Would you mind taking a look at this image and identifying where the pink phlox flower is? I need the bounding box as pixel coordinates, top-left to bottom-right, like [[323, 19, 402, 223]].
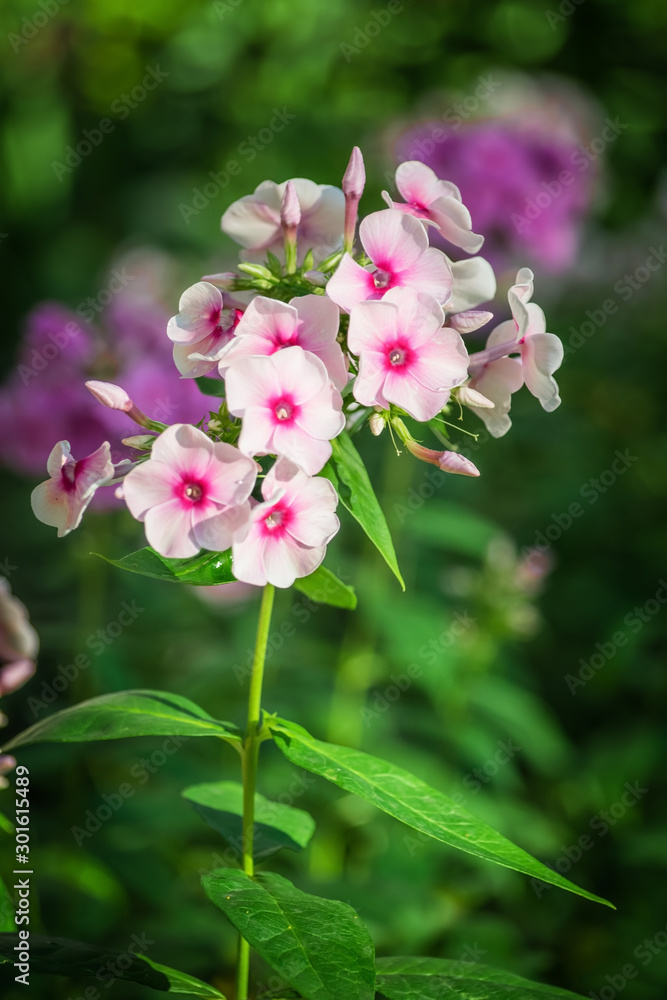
[[122, 424, 257, 560], [383, 161, 484, 254], [476, 268, 563, 413], [167, 282, 243, 378], [326, 209, 453, 313], [31, 441, 115, 537], [225, 346, 345, 476], [347, 288, 469, 421], [446, 256, 497, 314], [217, 294, 347, 390], [232, 457, 339, 588], [467, 348, 524, 438], [221, 178, 345, 264]]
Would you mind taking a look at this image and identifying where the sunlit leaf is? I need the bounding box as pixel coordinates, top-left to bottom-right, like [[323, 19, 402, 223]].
[[2, 690, 240, 751], [182, 781, 315, 858], [294, 565, 357, 609], [95, 547, 235, 586], [202, 869, 375, 1000], [269, 719, 613, 908]]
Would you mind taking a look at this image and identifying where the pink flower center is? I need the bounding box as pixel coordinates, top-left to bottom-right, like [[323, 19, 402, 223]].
[[182, 480, 205, 504], [385, 340, 412, 371], [61, 461, 77, 492], [260, 501, 292, 538], [271, 395, 296, 423], [373, 268, 393, 290]]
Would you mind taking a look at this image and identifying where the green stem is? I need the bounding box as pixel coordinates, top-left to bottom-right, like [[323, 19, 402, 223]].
[[236, 583, 276, 1000]]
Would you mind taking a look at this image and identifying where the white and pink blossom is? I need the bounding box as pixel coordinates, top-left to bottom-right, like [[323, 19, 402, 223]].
[[383, 161, 484, 254], [446, 256, 497, 314], [217, 294, 347, 390], [326, 209, 453, 313], [347, 288, 468, 421], [122, 424, 256, 559], [31, 441, 114, 537], [225, 346, 345, 476], [232, 458, 339, 588], [221, 179, 345, 263], [167, 282, 243, 378]]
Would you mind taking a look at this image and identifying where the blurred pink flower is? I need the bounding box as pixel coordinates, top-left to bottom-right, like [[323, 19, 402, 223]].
[[31, 441, 114, 537]]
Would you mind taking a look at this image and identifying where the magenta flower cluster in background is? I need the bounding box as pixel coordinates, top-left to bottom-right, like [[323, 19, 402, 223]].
[[0, 253, 206, 486], [393, 76, 600, 276]]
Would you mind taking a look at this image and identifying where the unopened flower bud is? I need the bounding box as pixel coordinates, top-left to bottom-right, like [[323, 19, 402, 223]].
[[281, 180, 301, 230], [458, 386, 495, 409], [0, 659, 35, 696], [304, 270, 327, 287], [369, 411, 385, 436], [122, 435, 155, 451], [449, 310, 494, 334], [86, 381, 151, 428], [406, 439, 480, 477], [342, 146, 366, 200]]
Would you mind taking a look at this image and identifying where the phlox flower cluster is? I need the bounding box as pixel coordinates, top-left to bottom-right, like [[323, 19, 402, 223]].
[[31, 149, 564, 589]]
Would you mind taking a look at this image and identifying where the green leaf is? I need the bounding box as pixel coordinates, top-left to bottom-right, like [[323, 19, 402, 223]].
[[95, 547, 235, 586], [182, 781, 315, 859], [0, 810, 12, 835], [0, 933, 225, 996], [269, 720, 613, 909], [2, 690, 240, 752], [294, 566, 357, 609], [323, 433, 404, 589], [375, 957, 586, 999], [202, 869, 375, 1000], [0, 879, 14, 932], [195, 376, 226, 398]]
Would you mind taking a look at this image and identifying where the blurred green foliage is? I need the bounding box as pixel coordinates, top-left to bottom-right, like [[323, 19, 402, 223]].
[[1, 0, 666, 998]]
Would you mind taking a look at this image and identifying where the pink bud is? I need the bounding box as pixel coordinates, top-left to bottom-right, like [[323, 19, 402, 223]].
[[342, 147, 366, 200], [0, 659, 36, 696], [86, 380, 133, 412], [281, 181, 301, 230], [406, 440, 480, 477], [458, 386, 494, 409], [85, 380, 150, 428], [0, 755, 17, 777], [369, 412, 385, 436]]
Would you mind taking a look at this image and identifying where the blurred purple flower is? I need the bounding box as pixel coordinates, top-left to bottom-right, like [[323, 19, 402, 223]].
[[394, 80, 599, 276], [0, 253, 208, 499]]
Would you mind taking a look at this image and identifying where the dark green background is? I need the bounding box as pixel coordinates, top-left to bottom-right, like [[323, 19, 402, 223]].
[[0, 0, 665, 998]]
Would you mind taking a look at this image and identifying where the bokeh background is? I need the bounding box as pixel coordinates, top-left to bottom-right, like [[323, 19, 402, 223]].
[[1, 0, 666, 997]]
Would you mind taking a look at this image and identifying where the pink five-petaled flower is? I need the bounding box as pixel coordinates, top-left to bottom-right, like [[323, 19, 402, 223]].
[[382, 161, 484, 254], [347, 288, 469, 421], [31, 441, 114, 537], [468, 267, 563, 416], [217, 294, 347, 390], [167, 282, 242, 378], [122, 424, 257, 560], [232, 458, 339, 588], [221, 178, 345, 264], [225, 346, 345, 476], [326, 209, 453, 313]]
